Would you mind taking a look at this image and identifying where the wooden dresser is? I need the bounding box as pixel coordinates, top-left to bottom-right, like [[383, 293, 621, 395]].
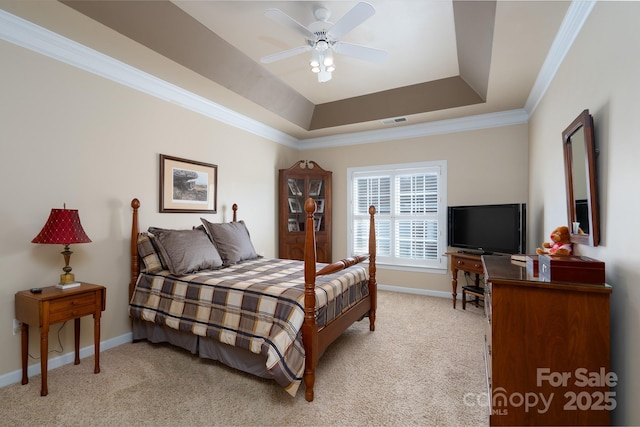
[[482, 255, 613, 426]]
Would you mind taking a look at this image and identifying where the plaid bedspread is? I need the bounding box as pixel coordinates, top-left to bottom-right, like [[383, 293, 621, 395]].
[[129, 257, 369, 396]]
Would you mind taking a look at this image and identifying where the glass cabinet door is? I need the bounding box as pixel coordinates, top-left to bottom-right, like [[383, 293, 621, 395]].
[[287, 178, 305, 232], [308, 179, 325, 232]]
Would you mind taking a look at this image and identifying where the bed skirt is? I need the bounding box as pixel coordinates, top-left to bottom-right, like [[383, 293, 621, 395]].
[[132, 318, 271, 379]]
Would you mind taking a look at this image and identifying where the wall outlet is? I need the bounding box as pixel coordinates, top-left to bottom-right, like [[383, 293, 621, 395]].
[[12, 319, 21, 336]]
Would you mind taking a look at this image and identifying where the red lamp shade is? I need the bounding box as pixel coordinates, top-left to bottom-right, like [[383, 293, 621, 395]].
[[32, 208, 91, 245], [32, 207, 91, 288]]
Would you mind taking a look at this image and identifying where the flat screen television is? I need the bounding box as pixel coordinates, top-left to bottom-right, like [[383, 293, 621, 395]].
[[448, 203, 526, 254]]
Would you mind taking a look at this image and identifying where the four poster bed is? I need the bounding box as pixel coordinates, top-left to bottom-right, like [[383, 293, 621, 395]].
[[128, 197, 377, 401]]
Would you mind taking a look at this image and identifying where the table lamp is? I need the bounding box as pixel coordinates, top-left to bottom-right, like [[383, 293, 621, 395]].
[[31, 205, 91, 289]]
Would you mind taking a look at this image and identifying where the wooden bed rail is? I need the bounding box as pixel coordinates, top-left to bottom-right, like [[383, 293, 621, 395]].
[[316, 255, 369, 276]]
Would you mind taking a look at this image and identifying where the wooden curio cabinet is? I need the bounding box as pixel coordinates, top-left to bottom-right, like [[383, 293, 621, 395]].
[[279, 161, 332, 263]]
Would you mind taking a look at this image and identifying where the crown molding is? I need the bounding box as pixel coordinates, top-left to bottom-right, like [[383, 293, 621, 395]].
[[524, 1, 596, 114], [298, 109, 529, 150], [1, 2, 590, 149]]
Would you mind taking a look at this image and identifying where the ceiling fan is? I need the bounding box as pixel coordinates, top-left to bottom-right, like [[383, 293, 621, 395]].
[[260, 2, 388, 83]]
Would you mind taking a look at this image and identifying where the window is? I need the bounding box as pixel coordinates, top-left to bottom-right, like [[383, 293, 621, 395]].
[[348, 161, 447, 271]]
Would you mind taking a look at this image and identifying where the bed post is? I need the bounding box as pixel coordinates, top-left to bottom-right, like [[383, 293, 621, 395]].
[[130, 198, 140, 301], [232, 203, 238, 222], [368, 205, 377, 331], [302, 197, 318, 402]]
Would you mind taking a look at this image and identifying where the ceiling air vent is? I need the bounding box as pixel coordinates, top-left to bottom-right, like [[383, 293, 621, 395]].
[[381, 117, 408, 125]]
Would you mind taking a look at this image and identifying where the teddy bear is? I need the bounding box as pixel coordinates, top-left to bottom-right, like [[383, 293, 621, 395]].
[[536, 225, 573, 256]]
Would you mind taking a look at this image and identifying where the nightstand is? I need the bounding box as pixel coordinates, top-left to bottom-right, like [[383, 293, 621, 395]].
[[15, 283, 106, 396]]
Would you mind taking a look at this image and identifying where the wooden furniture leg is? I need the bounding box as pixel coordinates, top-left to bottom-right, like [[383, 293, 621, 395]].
[[20, 323, 28, 385], [94, 311, 101, 373], [40, 312, 50, 396], [74, 318, 81, 365], [451, 265, 459, 308]]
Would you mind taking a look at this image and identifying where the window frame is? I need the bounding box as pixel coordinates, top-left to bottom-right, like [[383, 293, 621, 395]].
[[347, 161, 448, 272]]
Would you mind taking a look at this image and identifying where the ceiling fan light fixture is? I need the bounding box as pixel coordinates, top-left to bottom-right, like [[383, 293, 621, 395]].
[[318, 70, 332, 83], [310, 50, 320, 68], [263, 2, 385, 84], [323, 50, 334, 67], [316, 39, 329, 51]]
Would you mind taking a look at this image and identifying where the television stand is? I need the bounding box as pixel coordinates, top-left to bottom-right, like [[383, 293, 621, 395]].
[[446, 252, 484, 309]]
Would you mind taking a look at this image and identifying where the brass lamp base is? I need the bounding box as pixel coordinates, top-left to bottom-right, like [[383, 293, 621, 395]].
[[56, 273, 80, 289]]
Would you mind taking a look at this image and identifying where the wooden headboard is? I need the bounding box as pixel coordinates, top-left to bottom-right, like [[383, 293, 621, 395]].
[[128, 198, 238, 298]]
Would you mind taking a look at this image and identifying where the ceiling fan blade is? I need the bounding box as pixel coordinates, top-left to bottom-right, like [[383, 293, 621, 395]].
[[260, 45, 312, 64], [326, 2, 376, 41], [265, 9, 316, 40], [333, 42, 387, 63]]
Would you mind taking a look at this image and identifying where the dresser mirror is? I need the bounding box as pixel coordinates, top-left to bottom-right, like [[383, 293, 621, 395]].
[[563, 109, 600, 246]]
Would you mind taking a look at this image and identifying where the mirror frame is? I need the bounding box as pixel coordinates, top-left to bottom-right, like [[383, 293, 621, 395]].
[[563, 109, 600, 246]]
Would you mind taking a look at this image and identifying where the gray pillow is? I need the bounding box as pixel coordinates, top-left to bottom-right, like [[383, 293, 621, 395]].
[[152, 227, 224, 275], [200, 219, 258, 264]]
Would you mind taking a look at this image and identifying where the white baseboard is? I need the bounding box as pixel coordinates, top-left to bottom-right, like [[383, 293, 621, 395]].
[[0, 332, 132, 389]]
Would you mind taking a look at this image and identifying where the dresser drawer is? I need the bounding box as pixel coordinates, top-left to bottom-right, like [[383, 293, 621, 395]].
[[454, 257, 484, 274], [49, 292, 98, 323]]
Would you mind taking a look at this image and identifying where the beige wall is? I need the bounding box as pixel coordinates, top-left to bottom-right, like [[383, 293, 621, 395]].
[[528, 3, 640, 424], [304, 123, 529, 292], [0, 39, 298, 380]]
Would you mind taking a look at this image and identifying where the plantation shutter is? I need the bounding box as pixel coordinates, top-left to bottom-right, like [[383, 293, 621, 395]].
[[349, 162, 446, 270], [353, 175, 392, 257], [395, 172, 439, 261]]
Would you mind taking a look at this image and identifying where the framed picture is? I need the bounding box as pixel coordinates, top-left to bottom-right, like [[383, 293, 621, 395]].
[[315, 198, 325, 213], [288, 197, 302, 213], [314, 216, 323, 231], [288, 218, 300, 232], [288, 179, 302, 196], [308, 179, 323, 196], [159, 154, 217, 213]]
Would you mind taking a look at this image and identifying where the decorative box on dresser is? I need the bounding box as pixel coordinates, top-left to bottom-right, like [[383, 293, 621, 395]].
[[482, 255, 613, 426], [279, 160, 332, 263]]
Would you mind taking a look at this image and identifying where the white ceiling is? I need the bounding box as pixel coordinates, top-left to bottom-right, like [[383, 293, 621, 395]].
[[167, 1, 571, 133], [174, 1, 462, 105]]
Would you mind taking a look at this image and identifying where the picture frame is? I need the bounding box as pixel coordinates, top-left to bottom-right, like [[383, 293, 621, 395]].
[[288, 197, 302, 213], [314, 216, 323, 231], [308, 179, 323, 196], [288, 218, 300, 232], [288, 179, 302, 196], [315, 198, 325, 213], [159, 154, 217, 213]]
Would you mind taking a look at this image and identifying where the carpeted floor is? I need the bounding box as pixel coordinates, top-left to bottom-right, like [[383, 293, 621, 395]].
[[0, 291, 489, 426]]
